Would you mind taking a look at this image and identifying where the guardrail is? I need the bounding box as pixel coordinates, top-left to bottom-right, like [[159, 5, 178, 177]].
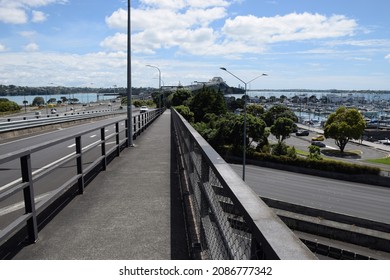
[[172, 109, 316, 260], [0, 110, 124, 133], [0, 109, 164, 256]]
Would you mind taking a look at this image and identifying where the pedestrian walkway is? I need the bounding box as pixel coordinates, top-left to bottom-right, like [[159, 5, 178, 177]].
[[13, 110, 189, 259]]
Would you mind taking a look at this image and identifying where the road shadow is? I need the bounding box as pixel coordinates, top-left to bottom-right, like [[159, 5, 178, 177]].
[[321, 149, 362, 159]]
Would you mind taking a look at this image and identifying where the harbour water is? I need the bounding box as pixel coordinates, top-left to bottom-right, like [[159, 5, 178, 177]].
[[227, 90, 390, 125], [4, 93, 116, 105]]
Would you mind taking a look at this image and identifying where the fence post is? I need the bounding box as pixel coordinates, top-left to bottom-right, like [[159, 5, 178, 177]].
[[101, 128, 107, 170], [116, 122, 120, 156], [20, 155, 38, 243], [76, 136, 84, 194]]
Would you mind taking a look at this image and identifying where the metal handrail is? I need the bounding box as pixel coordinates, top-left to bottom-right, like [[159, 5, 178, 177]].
[[0, 110, 124, 133], [172, 108, 317, 260]]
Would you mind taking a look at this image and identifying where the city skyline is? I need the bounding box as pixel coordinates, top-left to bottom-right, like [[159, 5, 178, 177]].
[[0, 0, 389, 90]]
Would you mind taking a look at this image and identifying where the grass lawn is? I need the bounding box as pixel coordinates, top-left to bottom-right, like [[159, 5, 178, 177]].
[[366, 157, 390, 165]]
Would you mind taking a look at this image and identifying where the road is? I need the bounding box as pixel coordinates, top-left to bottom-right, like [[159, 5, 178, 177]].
[[231, 164, 390, 224], [0, 99, 121, 122], [0, 114, 129, 228]]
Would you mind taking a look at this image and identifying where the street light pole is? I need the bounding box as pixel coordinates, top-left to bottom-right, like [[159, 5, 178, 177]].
[[220, 67, 267, 181], [146, 64, 162, 108], [127, 0, 133, 147]]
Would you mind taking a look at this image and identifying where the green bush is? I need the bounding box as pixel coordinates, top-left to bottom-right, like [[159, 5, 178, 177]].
[[0, 99, 21, 112], [247, 151, 380, 175]]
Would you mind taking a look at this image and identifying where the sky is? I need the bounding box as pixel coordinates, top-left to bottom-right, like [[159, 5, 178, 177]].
[[0, 0, 389, 90]]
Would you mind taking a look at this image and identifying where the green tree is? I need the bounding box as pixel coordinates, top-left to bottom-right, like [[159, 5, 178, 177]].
[[189, 87, 227, 122], [263, 104, 298, 127], [171, 89, 192, 106], [271, 141, 288, 156], [270, 117, 295, 143], [32, 96, 45, 106], [218, 113, 267, 150], [0, 99, 20, 112], [324, 106, 366, 153], [247, 104, 264, 117], [308, 145, 322, 160], [48, 98, 56, 104], [174, 105, 194, 123]]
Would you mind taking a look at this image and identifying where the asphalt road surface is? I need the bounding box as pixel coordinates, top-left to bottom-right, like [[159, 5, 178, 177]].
[[231, 164, 390, 224], [0, 115, 128, 229]]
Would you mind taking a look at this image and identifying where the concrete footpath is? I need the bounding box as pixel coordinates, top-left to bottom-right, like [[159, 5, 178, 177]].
[[13, 110, 189, 260]]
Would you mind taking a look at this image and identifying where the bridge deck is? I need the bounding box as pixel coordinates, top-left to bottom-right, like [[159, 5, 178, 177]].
[[13, 110, 189, 259]]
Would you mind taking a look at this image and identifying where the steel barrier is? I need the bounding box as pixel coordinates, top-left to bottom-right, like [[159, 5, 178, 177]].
[[0, 109, 163, 254], [172, 109, 317, 260]]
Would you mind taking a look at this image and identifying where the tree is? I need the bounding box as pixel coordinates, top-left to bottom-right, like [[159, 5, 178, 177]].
[[48, 98, 56, 104], [171, 89, 192, 106], [247, 104, 264, 117], [270, 117, 295, 143], [174, 105, 194, 123], [0, 99, 20, 112], [324, 106, 366, 153], [308, 145, 322, 160], [189, 87, 227, 122], [217, 113, 267, 150], [32, 96, 45, 106], [263, 104, 298, 127]]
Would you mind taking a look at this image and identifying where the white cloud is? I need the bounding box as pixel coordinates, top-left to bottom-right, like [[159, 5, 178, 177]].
[[32, 10, 47, 22], [0, 51, 128, 87], [105, 8, 127, 30], [386, 54, 390, 62], [100, 33, 127, 52], [222, 13, 357, 44], [19, 31, 37, 38], [24, 43, 39, 52], [0, 5, 28, 24], [0, 43, 7, 51], [0, 0, 66, 24], [325, 39, 390, 48], [139, 0, 230, 9], [103, 5, 359, 59]]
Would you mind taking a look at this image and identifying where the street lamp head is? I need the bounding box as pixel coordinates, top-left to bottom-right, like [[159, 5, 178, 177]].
[[220, 67, 227, 71]]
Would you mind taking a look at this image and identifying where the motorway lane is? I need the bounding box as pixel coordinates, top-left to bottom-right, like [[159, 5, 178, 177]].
[[231, 164, 390, 224], [0, 117, 127, 187], [0, 116, 128, 229]]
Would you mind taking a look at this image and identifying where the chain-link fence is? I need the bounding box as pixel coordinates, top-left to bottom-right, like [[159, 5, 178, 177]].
[[172, 109, 316, 260]]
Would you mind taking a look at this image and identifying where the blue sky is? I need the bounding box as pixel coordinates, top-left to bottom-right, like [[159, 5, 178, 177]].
[[0, 0, 389, 90]]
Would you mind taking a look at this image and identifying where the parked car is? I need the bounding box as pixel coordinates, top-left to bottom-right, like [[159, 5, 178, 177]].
[[311, 141, 326, 148], [296, 130, 309, 136], [311, 135, 325, 141], [140, 106, 148, 113], [50, 108, 57, 114]]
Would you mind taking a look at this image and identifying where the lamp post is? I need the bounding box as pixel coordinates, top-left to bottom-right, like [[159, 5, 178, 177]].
[[146, 64, 162, 108], [127, 0, 133, 147], [220, 67, 267, 181]]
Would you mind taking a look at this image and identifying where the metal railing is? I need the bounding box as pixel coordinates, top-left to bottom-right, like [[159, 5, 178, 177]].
[[172, 109, 317, 260], [0, 110, 123, 133], [0, 109, 164, 252]]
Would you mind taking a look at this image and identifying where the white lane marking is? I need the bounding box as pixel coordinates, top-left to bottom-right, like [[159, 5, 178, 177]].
[[90, 134, 97, 138], [0, 192, 52, 216], [0, 139, 100, 193], [68, 143, 76, 148]]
